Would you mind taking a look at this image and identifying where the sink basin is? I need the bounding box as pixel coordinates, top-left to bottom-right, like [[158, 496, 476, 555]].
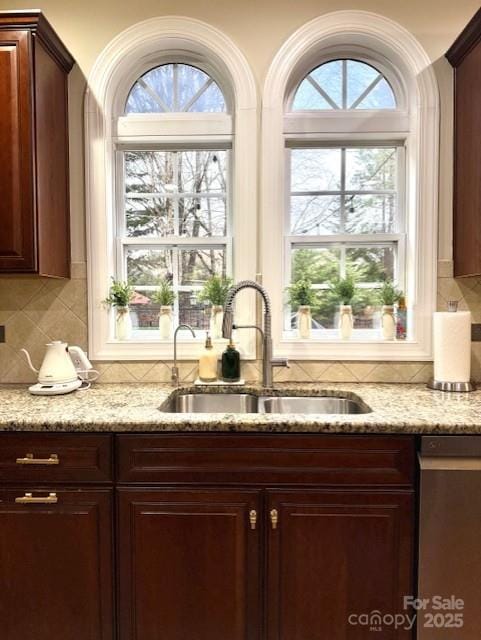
[[260, 396, 368, 414], [168, 393, 259, 414], [164, 391, 370, 415]]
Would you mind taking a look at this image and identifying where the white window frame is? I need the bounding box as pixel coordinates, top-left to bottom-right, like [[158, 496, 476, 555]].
[[85, 17, 258, 360], [261, 11, 439, 361]]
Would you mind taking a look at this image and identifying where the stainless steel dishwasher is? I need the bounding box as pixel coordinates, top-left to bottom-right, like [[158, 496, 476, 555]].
[[418, 436, 481, 638]]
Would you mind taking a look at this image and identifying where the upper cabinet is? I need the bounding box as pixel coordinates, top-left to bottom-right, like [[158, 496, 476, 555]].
[[447, 9, 481, 277], [0, 11, 73, 277]]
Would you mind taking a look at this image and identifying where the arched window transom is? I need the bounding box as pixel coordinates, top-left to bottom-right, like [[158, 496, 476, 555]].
[[125, 63, 226, 114], [292, 59, 396, 111]]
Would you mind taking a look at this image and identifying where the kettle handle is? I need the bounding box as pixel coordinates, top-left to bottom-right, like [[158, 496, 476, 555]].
[[20, 349, 39, 374]]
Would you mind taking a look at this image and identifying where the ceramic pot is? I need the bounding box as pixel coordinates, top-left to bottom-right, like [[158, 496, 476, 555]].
[[298, 305, 312, 339], [382, 305, 396, 340], [339, 304, 353, 340], [210, 305, 224, 340], [116, 306, 132, 340], [159, 306, 173, 340]]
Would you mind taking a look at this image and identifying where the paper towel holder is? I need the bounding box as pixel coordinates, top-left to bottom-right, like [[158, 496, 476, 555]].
[[427, 299, 476, 392]]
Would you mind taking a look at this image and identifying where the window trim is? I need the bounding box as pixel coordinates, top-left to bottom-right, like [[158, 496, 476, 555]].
[[261, 10, 439, 361], [85, 16, 258, 360]]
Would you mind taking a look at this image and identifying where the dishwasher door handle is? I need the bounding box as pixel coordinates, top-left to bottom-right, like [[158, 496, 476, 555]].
[[419, 454, 481, 471]]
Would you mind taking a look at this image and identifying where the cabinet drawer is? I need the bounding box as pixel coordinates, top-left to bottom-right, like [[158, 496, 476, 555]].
[[116, 434, 415, 487], [0, 434, 113, 483]]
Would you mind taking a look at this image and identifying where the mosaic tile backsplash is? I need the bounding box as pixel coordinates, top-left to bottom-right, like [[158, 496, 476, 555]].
[[2, 260, 481, 383]]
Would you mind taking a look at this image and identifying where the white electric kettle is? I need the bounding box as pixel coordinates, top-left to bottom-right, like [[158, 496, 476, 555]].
[[21, 341, 96, 395]]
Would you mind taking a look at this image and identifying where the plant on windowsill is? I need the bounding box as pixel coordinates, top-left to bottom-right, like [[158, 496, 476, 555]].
[[198, 276, 233, 339], [378, 280, 403, 340], [286, 278, 318, 339], [103, 278, 134, 340], [328, 276, 357, 340], [151, 279, 176, 340]]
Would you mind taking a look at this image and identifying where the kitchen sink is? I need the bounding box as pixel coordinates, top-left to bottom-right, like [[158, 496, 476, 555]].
[[261, 396, 367, 414], [168, 393, 259, 414], [164, 392, 370, 415]]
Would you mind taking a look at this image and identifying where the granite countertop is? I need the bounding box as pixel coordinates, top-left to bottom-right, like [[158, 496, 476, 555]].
[[0, 382, 480, 434]]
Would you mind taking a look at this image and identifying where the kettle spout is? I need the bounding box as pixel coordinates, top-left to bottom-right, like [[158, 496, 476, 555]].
[[20, 349, 39, 373]]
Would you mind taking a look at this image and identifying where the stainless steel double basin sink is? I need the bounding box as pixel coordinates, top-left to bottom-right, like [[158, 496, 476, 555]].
[[164, 392, 370, 415]]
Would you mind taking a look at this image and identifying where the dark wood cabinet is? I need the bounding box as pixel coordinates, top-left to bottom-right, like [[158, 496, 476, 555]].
[[0, 431, 415, 640], [117, 488, 262, 640], [0, 11, 73, 277], [0, 488, 114, 640], [266, 490, 414, 640], [447, 8, 481, 277]]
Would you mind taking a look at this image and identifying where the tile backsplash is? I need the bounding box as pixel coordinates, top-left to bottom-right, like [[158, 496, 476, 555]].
[[2, 259, 481, 384]]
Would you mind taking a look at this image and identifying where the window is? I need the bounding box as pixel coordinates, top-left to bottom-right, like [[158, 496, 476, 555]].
[[261, 12, 439, 360], [86, 17, 257, 360], [283, 60, 405, 339]]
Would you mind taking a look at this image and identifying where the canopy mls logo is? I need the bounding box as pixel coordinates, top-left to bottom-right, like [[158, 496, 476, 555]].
[[348, 595, 464, 632], [348, 611, 416, 632]]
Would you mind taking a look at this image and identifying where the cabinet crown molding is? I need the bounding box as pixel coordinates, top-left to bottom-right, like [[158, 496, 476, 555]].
[[446, 7, 481, 67], [0, 10, 74, 72]]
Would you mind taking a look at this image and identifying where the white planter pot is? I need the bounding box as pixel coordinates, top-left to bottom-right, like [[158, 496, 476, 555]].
[[116, 307, 132, 340], [381, 305, 396, 340], [159, 306, 173, 340], [339, 305, 353, 340], [298, 305, 311, 339], [210, 305, 224, 340]]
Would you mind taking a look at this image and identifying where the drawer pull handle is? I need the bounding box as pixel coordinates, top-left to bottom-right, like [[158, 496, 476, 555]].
[[15, 492, 58, 504], [16, 453, 59, 465], [270, 508, 279, 530], [249, 509, 257, 530]]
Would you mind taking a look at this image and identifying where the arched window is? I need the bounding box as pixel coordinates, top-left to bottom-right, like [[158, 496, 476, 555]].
[[118, 63, 230, 339], [86, 18, 257, 360], [262, 12, 438, 361], [292, 59, 396, 111]]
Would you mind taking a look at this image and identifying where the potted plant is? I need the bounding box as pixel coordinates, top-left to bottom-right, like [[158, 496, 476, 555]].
[[286, 278, 318, 339], [198, 276, 233, 339], [378, 280, 403, 340], [104, 279, 134, 340], [152, 279, 176, 340], [329, 276, 357, 339]]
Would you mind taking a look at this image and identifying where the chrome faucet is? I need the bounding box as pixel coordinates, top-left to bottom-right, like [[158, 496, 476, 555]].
[[222, 280, 289, 387], [172, 324, 196, 384]]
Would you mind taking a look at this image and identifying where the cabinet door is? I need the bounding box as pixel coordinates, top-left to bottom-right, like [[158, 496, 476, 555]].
[[266, 490, 414, 640], [118, 488, 262, 640], [0, 30, 36, 272], [0, 488, 114, 640]]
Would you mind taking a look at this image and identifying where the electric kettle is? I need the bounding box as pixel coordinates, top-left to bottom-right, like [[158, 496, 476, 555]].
[[21, 341, 96, 395]]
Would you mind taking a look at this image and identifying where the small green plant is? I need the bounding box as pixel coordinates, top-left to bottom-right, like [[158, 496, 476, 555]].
[[103, 278, 133, 308], [198, 276, 233, 306], [378, 280, 403, 306], [329, 276, 357, 305], [286, 279, 318, 308], [151, 279, 176, 306]]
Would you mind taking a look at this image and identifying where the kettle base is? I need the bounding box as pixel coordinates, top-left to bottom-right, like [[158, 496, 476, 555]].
[[28, 379, 82, 396]]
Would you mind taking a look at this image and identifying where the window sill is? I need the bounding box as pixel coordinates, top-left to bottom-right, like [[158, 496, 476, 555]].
[[276, 336, 432, 361]]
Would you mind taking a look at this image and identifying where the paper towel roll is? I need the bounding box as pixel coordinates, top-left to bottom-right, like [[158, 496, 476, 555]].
[[433, 310, 471, 382]]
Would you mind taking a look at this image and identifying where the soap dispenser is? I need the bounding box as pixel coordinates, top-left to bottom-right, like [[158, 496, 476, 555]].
[[198, 333, 218, 382], [221, 339, 241, 383]]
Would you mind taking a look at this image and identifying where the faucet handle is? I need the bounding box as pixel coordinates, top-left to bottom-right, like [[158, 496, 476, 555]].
[[272, 358, 289, 369]]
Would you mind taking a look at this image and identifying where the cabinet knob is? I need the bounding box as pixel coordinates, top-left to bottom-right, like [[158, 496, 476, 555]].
[[16, 453, 60, 465], [270, 508, 278, 530], [249, 509, 257, 530], [15, 492, 58, 504]]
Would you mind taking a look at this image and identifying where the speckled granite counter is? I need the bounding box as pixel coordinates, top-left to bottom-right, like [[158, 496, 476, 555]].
[[0, 382, 480, 434]]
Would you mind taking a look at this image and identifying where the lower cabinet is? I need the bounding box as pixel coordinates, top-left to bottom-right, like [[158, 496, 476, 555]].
[[266, 490, 414, 640], [0, 433, 415, 640], [117, 489, 262, 640], [117, 489, 414, 640], [0, 488, 114, 640]]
